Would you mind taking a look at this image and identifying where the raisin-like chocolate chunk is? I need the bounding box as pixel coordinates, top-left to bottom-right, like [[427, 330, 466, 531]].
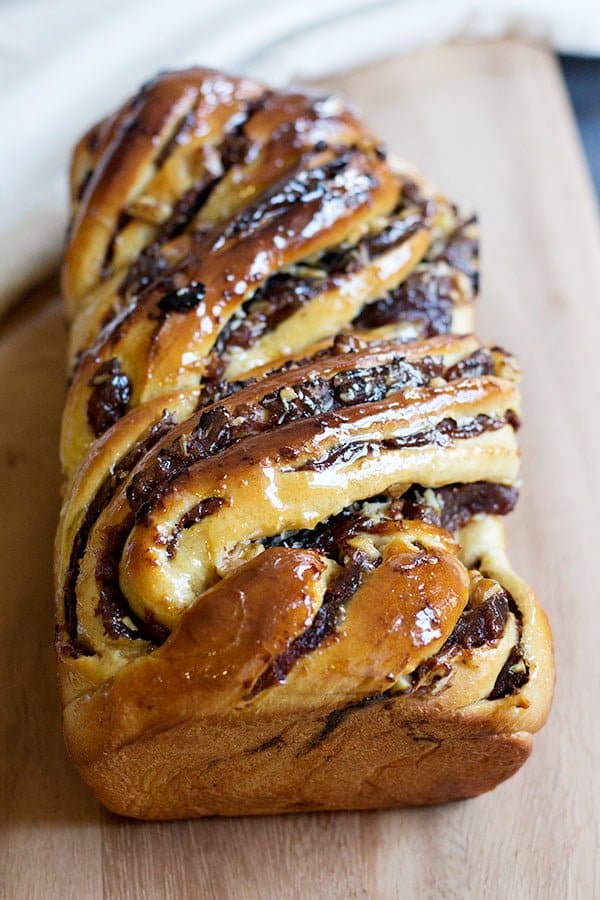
[[158, 281, 206, 313], [87, 358, 132, 437]]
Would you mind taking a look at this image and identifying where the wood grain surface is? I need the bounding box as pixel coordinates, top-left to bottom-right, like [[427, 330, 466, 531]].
[[1, 40, 599, 899]]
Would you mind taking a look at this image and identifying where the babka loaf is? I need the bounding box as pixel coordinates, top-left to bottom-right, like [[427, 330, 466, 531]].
[[55, 67, 553, 819]]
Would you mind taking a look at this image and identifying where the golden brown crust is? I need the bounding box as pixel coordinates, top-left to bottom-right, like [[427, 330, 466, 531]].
[[56, 68, 552, 819], [69, 703, 534, 820]]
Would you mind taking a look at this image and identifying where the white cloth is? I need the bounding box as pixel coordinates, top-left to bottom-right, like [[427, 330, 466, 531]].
[[0, 0, 598, 311]]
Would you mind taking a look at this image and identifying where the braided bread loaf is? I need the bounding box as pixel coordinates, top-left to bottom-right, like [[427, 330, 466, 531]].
[[55, 68, 553, 819]]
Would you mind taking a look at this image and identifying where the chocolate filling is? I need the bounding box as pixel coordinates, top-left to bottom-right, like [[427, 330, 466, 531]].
[[353, 216, 479, 336], [85, 494, 225, 648], [126, 353, 444, 522], [118, 243, 173, 299], [87, 358, 132, 438], [360, 208, 431, 257], [249, 560, 367, 695], [94, 517, 141, 641], [59, 414, 174, 653], [154, 111, 196, 168], [126, 429, 209, 523], [218, 91, 272, 168], [128, 344, 516, 522], [76, 168, 93, 203], [263, 481, 517, 561], [399, 481, 518, 533], [196, 333, 370, 409], [84, 378, 516, 653], [100, 210, 131, 280], [157, 181, 218, 244], [103, 94, 270, 291], [410, 584, 528, 698], [299, 413, 510, 472], [216, 150, 376, 248], [212, 272, 323, 354], [94, 516, 169, 646], [208, 355, 443, 446], [443, 348, 494, 381], [88, 147, 381, 411], [488, 646, 529, 699], [435, 215, 479, 290], [74, 474, 520, 655], [196, 376, 255, 408], [312, 207, 429, 279], [446, 590, 510, 649], [249, 481, 518, 694], [386, 411, 506, 447], [264, 502, 377, 562], [212, 206, 430, 360], [165, 496, 226, 558], [157, 281, 206, 313], [200, 151, 387, 362], [113, 178, 215, 319], [353, 267, 456, 336], [399, 178, 426, 206]]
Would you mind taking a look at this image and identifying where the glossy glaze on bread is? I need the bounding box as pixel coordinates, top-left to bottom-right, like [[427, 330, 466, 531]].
[[55, 68, 552, 818]]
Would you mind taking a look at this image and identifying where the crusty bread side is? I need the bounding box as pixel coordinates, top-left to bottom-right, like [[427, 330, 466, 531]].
[[68, 699, 533, 820]]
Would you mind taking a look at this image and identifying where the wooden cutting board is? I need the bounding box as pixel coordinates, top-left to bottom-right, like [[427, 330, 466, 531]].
[[1, 40, 599, 899]]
